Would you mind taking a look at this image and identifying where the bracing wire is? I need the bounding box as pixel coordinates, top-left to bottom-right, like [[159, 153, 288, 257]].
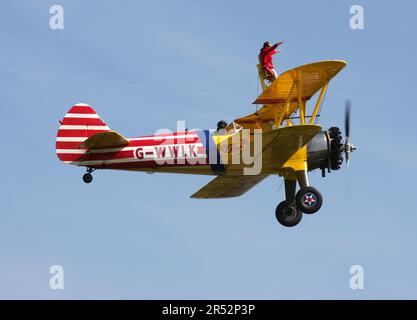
[[276, 178, 284, 193], [255, 70, 261, 113]]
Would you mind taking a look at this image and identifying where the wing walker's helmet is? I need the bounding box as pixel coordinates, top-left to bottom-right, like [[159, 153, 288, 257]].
[[263, 41, 271, 49], [217, 120, 227, 130]]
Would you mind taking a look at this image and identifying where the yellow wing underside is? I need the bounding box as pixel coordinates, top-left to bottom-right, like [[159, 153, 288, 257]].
[[190, 175, 268, 199]]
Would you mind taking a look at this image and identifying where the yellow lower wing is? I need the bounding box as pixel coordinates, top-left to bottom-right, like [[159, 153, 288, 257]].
[[191, 125, 321, 198], [80, 131, 129, 149], [259, 124, 322, 171], [190, 175, 268, 199]]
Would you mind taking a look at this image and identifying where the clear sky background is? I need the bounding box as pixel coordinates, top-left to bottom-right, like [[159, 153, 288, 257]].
[[1, 0, 417, 299]]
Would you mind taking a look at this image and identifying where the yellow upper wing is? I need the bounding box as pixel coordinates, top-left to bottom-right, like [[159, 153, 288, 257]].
[[253, 60, 347, 105], [234, 60, 346, 131]]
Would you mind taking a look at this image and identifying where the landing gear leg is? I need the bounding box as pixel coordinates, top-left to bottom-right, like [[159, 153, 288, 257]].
[[82, 167, 95, 184], [296, 170, 310, 188], [275, 178, 302, 227], [295, 170, 322, 214], [285, 179, 297, 204]]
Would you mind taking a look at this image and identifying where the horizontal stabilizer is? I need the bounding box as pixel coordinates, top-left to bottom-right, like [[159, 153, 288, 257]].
[[79, 131, 129, 149]]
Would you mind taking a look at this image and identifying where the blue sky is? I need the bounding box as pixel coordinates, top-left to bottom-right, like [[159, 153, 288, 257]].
[[1, 0, 417, 299]]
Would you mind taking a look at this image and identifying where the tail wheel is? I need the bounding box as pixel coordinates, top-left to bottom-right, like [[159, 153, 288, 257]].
[[83, 173, 93, 184], [295, 186, 323, 214], [275, 201, 302, 227]]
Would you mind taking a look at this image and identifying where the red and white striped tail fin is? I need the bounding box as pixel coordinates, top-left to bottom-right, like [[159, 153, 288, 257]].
[[56, 103, 111, 162]]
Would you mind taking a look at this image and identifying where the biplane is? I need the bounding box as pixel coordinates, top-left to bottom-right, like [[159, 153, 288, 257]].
[[56, 60, 356, 227]]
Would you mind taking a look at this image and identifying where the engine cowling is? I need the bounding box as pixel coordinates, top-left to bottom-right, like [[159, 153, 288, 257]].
[[307, 127, 344, 173]]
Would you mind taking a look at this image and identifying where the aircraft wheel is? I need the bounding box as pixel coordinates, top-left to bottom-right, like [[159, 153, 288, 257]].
[[83, 173, 93, 184], [275, 201, 302, 227], [295, 186, 322, 214]]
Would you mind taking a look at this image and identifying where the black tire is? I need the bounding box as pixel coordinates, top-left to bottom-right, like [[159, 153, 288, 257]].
[[83, 173, 93, 184], [275, 201, 302, 227], [295, 186, 322, 214]]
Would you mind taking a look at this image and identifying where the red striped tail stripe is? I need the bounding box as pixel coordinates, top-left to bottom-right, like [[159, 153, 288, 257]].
[[56, 103, 111, 161]]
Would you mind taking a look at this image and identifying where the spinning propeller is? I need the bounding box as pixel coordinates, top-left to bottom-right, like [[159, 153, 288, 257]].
[[344, 99, 357, 166]]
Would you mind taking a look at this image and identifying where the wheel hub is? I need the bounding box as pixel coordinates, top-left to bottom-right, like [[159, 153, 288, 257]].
[[303, 193, 317, 207], [283, 205, 296, 217]]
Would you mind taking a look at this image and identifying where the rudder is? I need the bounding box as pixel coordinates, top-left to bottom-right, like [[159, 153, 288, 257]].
[[56, 103, 111, 162]]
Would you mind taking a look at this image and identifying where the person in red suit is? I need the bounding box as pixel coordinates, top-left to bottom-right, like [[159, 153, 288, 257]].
[[259, 41, 284, 82]]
